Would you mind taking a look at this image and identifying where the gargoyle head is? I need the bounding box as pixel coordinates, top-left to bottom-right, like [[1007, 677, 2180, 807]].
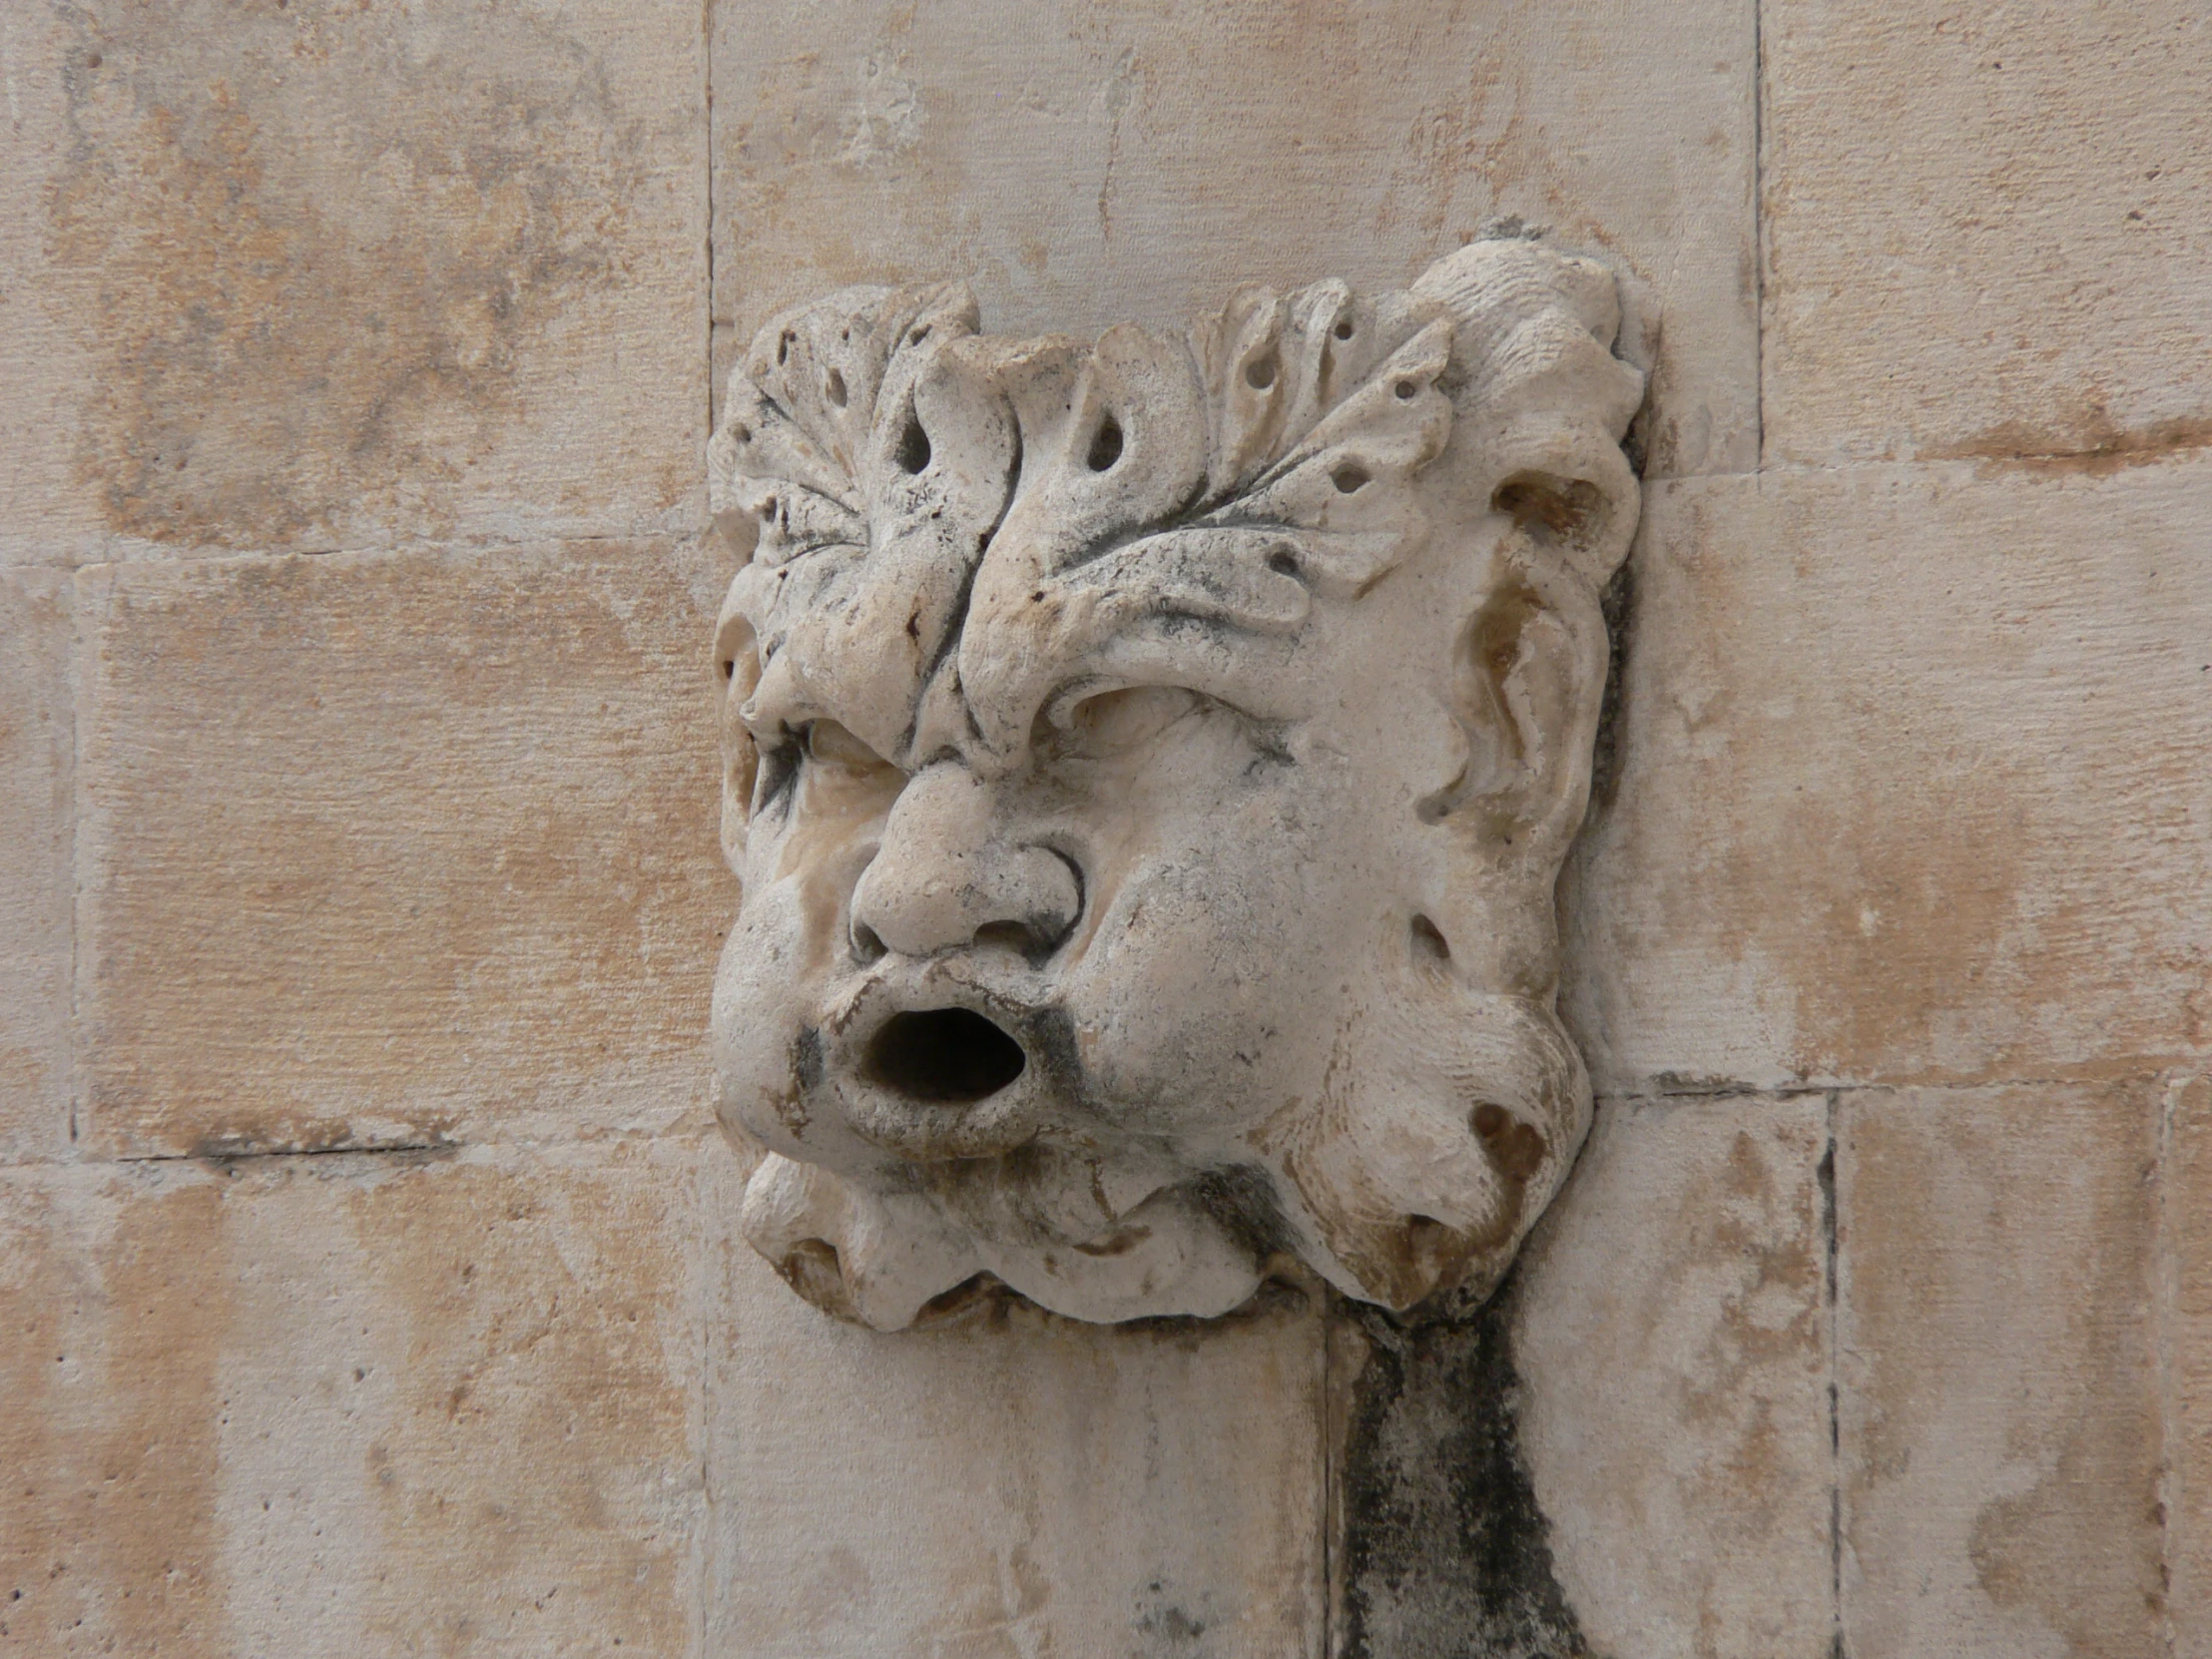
[[707, 239, 1643, 1329]]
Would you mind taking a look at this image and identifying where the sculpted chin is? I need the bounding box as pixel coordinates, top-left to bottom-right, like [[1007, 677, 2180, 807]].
[[704, 238, 1644, 1330]]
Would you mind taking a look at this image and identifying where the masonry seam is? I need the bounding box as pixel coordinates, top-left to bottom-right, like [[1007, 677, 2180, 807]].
[[6, 1070, 2180, 1173], [2155, 1075, 2182, 1658], [1320, 1295, 1337, 1659], [1825, 1088, 1845, 1658], [64, 566, 90, 1154], [9, 438, 2212, 578], [1752, 0, 1768, 473], [697, 4, 718, 1652], [1602, 1066, 2193, 1105]]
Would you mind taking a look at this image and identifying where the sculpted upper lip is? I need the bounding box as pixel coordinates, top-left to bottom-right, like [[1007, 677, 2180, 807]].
[[821, 955, 1050, 1038]]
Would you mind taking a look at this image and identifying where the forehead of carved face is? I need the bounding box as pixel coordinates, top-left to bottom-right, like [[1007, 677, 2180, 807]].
[[708, 244, 1644, 1330]]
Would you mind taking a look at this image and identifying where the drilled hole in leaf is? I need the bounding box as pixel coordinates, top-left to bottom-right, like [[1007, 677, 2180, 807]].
[[1087, 415, 1124, 471], [1332, 462, 1370, 494], [895, 415, 931, 474], [1245, 352, 1278, 389], [825, 368, 847, 408], [731, 423, 751, 445], [1333, 317, 1356, 340], [1393, 378, 1418, 400], [1411, 914, 1450, 961], [1267, 547, 1301, 576]]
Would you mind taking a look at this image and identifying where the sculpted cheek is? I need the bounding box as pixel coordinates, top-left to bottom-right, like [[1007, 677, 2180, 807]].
[[1073, 821, 1371, 1136], [710, 883, 821, 1154]]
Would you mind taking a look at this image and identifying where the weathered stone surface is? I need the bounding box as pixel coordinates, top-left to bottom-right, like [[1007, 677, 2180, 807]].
[[0, 1140, 708, 1655], [1510, 1094, 1835, 1658], [1838, 1081, 2166, 1659], [0, 1163, 228, 1652], [2168, 1071, 2212, 1658], [707, 1248, 1327, 1656], [1764, 3, 2212, 465], [1564, 455, 2212, 1091], [1330, 1293, 1592, 1659], [0, 0, 705, 564], [705, 246, 1643, 1327], [77, 541, 732, 1156], [711, 0, 1757, 477], [0, 570, 74, 1160]]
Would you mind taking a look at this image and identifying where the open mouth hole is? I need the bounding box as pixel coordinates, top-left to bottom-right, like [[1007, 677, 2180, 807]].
[[863, 1008, 1028, 1104]]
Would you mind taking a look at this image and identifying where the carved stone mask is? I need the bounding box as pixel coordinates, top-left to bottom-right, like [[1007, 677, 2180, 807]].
[[707, 240, 1644, 1330]]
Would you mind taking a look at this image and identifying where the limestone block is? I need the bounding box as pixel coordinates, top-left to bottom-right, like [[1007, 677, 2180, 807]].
[[77, 540, 732, 1156], [707, 1247, 1327, 1657], [0, 0, 705, 563], [1764, 3, 2212, 464], [1564, 455, 2212, 1091], [1511, 1095, 1834, 1658], [2168, 1072, 2212, 1658], [710, 0, 1758, 476], [1837, 1081, 2165, 1659], [0, 570, 73, 1159], [0, 1140, 709, 1656]]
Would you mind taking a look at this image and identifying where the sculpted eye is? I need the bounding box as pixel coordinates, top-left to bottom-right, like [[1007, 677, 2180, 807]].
[[801, 719, 892, 774], [1056, 686, 1203, 758]]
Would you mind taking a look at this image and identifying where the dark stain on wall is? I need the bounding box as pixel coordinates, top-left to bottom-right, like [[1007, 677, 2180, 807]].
[[1583, 554, 1636, 824], [1334, 1278, 1590, 1659]]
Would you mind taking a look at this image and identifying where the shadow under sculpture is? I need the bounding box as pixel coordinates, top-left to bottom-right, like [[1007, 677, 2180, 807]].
[[707, 239, 1643, 1331]]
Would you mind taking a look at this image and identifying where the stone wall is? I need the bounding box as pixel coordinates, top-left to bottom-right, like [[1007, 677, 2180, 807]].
[[1, 2, 2205, 1654]]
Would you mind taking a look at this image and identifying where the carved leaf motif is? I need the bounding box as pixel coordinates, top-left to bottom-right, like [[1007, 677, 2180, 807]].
[[709, 282, 981, 567]]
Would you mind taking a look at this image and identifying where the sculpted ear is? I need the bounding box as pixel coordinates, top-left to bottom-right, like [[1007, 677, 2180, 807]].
[[1406, 237, 1645, 865], [1431, 557, 1614, 866]]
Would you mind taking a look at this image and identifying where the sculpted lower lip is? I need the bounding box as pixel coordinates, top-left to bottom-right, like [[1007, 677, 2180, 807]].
[[817, 968, 1065, 1160]]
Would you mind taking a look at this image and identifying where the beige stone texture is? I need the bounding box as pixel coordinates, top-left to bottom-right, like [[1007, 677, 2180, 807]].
[[1763, 3, 2212, 465], [0, 0, 706, 565], [1514, 1094, 1834, 1657], [708, 1247, 1326, 1656], [76, 540, 734, 1156], [711, 0, 1758, 477], [2170, 1072, 2212, 1658], [1838, 1080, 2167, 1659], [0, 1139, 711, 1656], [1, 0, 2205, 1649], [1565, 452, 2212, 1092], [0, 569, 74, 1160]]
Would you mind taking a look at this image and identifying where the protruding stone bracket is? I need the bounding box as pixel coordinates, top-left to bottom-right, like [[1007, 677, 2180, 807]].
[[705, 239, 1645, 1330]]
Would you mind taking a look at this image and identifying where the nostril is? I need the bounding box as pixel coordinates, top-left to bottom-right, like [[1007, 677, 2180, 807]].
[[850, 920, 887, 965], [972, 920, 1036, 955], [863, 1008, 1027, 1103]]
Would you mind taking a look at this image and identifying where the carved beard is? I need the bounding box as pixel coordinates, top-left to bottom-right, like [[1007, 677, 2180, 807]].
[[733, 938, 1589, 1331]]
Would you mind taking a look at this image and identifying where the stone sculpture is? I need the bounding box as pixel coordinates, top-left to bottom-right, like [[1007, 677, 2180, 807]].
[[706, 238, 1643, 1329]]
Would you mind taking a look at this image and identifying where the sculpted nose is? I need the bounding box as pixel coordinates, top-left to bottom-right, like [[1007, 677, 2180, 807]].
[[849, 764, 1081, 960]]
